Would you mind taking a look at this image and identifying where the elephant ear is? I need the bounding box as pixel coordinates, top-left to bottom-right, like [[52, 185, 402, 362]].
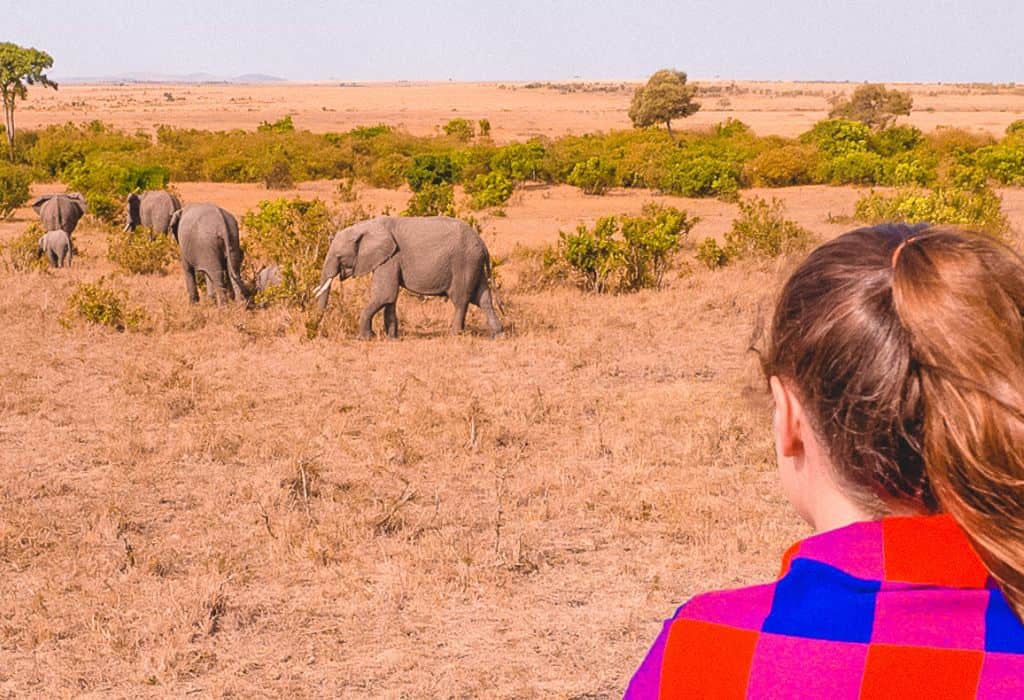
[[168, 209, 183, 242], [67, 192, 88, 213], [32, 195, 53, 213], [353, 226, 398, 277]]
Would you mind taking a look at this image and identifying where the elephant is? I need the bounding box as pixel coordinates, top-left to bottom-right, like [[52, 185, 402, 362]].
[[315, 215, 503, 338], [32, 193, 87, 235], [38, 229, 72, 268], [168, 203, 246, 304], [255, 264, 282, 293], [125, 190, 181, 236]]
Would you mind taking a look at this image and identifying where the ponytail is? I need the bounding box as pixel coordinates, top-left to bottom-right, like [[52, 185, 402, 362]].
[[891, 229, 1024, 617]]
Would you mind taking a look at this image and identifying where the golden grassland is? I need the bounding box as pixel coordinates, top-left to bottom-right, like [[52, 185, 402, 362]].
[[2, 80, 1024, 697]]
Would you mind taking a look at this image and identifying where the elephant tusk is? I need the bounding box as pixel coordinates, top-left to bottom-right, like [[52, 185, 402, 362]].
[[313, 278, 333, 297]]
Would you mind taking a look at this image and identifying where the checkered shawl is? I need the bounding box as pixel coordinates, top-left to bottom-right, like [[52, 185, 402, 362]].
[[625, 515, 1024, 698]]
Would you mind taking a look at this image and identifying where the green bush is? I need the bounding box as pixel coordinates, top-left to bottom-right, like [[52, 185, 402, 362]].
[[567, 157, 617, 195], [619, 203, 699, 288], [478, 119, 491, 137], [257, 115, 295, 133], [695, 238, 728, 269], [443, 118, 475, 142], [820, 151, 884, 184], [367, 153, 411, 188], [264, 159, 294, 189], [970, 143, 1024, 185], [800, 119, 872, 157], [106, 226, 177, 274], [555, 204, 696, 292], [0, 161, 31, 218], [871, 125, 924, 156], [661, 154, 741, 198], [406, 154, 459, 191], [853, 186, 1009, 237], [62, 152, 170, 223], [403, 182, 455, 216], [490, 140, 548, 182], [2, 223, 48, 271], [466, 171, 514, 209], [242, 197, 334, 307], [1006, 120, 1024, 139], [60, 279, 148, 332], [744, 144, 817, 186], [722, 197, 813, 260]]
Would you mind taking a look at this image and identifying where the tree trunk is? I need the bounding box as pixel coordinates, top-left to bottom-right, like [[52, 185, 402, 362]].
[[2, 97, 14, 161], [665, 120, 673, 137]]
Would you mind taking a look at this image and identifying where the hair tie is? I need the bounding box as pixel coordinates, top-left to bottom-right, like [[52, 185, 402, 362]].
[[892, 236, 917, 268]]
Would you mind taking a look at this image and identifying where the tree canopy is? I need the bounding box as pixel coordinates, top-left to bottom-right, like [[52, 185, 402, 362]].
[[628, 69, 701, 135], [828, 83, 913, 130], [0, 42, 57, 158]]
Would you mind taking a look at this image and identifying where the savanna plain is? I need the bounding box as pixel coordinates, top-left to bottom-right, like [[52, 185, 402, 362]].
[[3, 81, 1024, 698]]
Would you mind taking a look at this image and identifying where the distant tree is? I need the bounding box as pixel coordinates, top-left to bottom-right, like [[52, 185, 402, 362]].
[[828, 84, 913, 130], [629, 69, 701, 136], [0, 42, 57, 159]]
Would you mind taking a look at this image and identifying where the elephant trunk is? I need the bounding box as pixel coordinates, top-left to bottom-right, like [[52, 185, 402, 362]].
[[316, 255, 340, 312]]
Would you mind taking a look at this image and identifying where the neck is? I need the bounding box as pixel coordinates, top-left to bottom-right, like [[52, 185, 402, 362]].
[[805, 481, 874, 533]]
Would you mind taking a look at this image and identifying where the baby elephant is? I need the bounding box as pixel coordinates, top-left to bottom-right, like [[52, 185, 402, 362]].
[[38, 229, 73, 268]]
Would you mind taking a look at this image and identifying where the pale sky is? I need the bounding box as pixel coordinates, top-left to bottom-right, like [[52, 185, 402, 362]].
[[7, 0, 1024, 82]]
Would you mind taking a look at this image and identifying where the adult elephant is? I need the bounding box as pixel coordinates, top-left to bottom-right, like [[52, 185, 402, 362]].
[[168, 203, 246, 304], [32, 193, 87, 235], [315, 215, 502, 338], [125, 190, 181, 235]]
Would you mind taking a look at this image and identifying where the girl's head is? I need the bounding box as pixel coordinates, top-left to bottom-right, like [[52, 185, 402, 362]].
[[764, 223, 1024, 613]]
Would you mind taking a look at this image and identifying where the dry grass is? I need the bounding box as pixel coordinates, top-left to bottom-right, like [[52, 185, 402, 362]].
[[2, 178, 1023, 698]]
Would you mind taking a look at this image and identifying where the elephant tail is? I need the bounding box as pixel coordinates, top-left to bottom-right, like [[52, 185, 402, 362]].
[[484, 254, 505, 315], [223, 231, 247, 302]]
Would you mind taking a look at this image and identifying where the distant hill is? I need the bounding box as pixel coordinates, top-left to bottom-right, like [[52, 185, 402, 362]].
[[55, 72, 287, 84]]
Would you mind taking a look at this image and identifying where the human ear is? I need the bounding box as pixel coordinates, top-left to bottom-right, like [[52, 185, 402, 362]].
[[770, 376, 804, 458]]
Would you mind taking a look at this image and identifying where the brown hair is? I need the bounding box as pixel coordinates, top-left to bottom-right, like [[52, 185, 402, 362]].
[[764, 223, 1024, 616]]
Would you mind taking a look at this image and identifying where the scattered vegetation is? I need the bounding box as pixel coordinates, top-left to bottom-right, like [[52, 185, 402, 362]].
[[443, 118, 475, 142], [106, 225, 177, 274], [403, 182, 455, 216], [60, 278, 148, 332], [553, 203, 697, 293], [854, 186, 1010, 237], [722, 196, 813, 260], [241, 197, 335, 307], [0, 159, 30, 217], [0, 41, 57, 158], [466, 171, 515, 209], [1, 222, 48, 271]]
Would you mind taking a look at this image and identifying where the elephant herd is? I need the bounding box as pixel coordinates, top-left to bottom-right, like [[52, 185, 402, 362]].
[[30, 190, 503, 338]]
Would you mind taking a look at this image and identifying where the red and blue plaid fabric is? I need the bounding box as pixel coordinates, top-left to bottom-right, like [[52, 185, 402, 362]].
[[625, 515, 1024, 698]]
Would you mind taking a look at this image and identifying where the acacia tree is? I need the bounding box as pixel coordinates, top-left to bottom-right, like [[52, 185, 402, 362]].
[[828, 83, 913, 130], [0, 42, 57, 159], [629, 69, 701, 136]]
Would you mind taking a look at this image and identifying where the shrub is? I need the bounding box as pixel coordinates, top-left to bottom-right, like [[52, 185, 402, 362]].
[[660, 154, 741, 198], [403, 182, 455, 216], [695, 238, 728, 269], [106, 226, 177, 274], [1007, 120, 1024, 139], [567, 157, 617, 195], [619, 203, 699, 289], [629, 69, 701, 134], [800, 119, 872, 157], [723, 197, 812, 260], [367, 153, 410, 188], [264, 159, 294, 189], [242, 197, 334, 307], [0, 160, 31, 218], [555, 204, 696, 292], [257, 115, 295, 133], [820, 151, 884, 185], [853, 186, 1009, 237], [466, 171, 515, 209], [443, 118, 475, 142], [2, 223, 48, 271], [871, 125, 924, 156], [62, 152, 170, 224], [490, 140, 548, 182], [60, 279, 148, 332], [971, 143, 1024, 185], [744, 144, 817, 186], [405, 154, 458, 191], [478, 119, 491, 137]]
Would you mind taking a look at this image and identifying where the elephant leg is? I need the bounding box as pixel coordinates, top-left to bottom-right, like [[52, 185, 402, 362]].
[[64, 247, 73, 268], [47, 250, 59, 268], [360, 261, 401, 339], [474, 285, 504, 338], [207, 268, 229, 306], [182, 261, 200, 304], [450, 292, 470, 335], [383, 303, 399, 338]]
